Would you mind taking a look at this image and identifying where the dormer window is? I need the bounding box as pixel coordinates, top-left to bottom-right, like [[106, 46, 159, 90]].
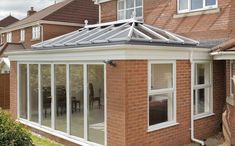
[[20, 29, 25, 42], [117, 0, 143, 20], [32, 25, 41, 40], [178, 0, 217, 13], [6, 32, 12, 43]]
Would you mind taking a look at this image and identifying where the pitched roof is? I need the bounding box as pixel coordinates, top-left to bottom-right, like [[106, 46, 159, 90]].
[[0, 15, 19, 27], [0, 43, 25, 57], [32, 19, 199, 49], [211, 38, 235, 53], [6, 0, 74, 29]]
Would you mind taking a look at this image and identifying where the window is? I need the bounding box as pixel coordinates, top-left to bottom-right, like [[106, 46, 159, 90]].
[[6, 32, 12, 43], [193, 62, 212, 117], [18, 63, 105, 145], [178, 0, 217, 13], [117, 0, 143, 20], [32, 26, 41, 40], [20, 29, 25, 42], [148, 61, 176, 131], [230, 61, 234, 97]]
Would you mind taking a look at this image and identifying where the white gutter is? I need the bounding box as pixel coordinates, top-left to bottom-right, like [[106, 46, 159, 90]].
[[211, 51, 235, 56], [190, 51, 205, 146]]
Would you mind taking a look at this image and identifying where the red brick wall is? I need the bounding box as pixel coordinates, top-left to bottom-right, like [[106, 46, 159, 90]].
[[0, 74, 10, 109], [107, 60, 226, 146], [101, 0, 234, 41], [10, 61, 17, 119]]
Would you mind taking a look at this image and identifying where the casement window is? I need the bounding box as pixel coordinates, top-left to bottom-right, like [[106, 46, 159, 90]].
[[230, 61, 234, 97], [193, 62, 212, 118], [20, 29, 25, 42], [148, 61, 176, 131], [6, 32, 12, 43], [117, 0, 143, 20], [178, 0, 217, 13], [18, 63, 105, 145], [32, 26, 40, 40]]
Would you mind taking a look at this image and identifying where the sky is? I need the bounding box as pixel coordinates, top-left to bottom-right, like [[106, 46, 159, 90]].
[[0, 0, 64, 20]]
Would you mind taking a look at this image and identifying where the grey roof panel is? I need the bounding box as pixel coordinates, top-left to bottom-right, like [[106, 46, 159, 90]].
[[32, 19, 199, 49]]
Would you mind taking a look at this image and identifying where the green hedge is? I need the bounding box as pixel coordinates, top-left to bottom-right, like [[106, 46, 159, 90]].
[[0, 109, 33, 146]]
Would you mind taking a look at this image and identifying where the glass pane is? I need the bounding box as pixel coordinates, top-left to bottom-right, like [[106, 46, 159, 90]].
[[118, 0, 124, 10], [194, 88, 210, 115], [70, 65, 84, 138], [151, 64, 173, 90], [88, 65, 104, 145], [136, 7, 142, 17], [19, 64, 27, 119], [29, 64, 38, 123], [118, 11, 125, 20], [41, 64, 51, 127], [179, 0, 188, 10], [127, 0, 134, 8], [149, 93, 173, 126], [136, 0, 142, 7], [206, 0, 216, 6], [55, 64, 67, 133], [191, 0, 203, 10], [126, 9, 134, 19], [197, 89, 205, 114], [195, 63, 210, 85]]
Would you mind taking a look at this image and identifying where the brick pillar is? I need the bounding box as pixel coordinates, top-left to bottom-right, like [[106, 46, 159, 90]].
[[9, 61, 17, 119]]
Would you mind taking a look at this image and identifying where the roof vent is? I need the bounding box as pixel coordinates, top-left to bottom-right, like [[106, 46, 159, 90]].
[[27, 7, 37, 17]]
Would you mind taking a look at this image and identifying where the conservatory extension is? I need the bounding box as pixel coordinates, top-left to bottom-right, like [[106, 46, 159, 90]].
[[7, 19, 216, 146]]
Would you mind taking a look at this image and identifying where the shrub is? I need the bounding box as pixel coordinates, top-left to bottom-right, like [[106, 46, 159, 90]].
[[0, 109, 34, 146]]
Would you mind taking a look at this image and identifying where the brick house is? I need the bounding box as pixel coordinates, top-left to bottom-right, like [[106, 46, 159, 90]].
[[5, 0, 235, 146], [0, 0, 98, 109]]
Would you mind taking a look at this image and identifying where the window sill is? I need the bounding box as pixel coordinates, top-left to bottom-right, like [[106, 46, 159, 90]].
[[173, 8, 220, 19], [147, 121, 179, 132], [226, 96, 234, 106], [194, 112, 215, 120]]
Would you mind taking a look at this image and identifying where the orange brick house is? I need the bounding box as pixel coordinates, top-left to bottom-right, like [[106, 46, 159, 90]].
[[5, 0, 235, 146], [0, 0, 98, 109]]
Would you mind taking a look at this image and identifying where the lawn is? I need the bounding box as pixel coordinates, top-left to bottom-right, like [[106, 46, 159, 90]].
[[31, 133, 63, 146]]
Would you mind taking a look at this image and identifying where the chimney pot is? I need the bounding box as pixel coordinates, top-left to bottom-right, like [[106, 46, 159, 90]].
[[27, 7, 36, 16]]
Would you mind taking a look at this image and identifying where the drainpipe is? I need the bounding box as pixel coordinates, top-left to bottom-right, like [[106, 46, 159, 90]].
[[190, 51, 205, 146]]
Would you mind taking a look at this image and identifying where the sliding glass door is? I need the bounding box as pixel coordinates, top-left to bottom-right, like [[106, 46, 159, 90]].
[[18, 63, 105, 145]]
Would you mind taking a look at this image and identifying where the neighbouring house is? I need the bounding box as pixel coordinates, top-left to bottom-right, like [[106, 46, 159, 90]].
[[5, 0, 235, 146], [0, 0, 98, 109], [0, 15, 19, 30]]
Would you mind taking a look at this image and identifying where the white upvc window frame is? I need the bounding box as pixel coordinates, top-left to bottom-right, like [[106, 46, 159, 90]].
[[117, 0, 143, 20], [20, 29, 25, 42], [17, 62, 107, 146], [32, 25, 41, 40], [230, 61, 234, 97], [177, 0, 218, 14], [193, 61, 213, 120], [147, 60, 177, 132], [6, 32, 12, 43]]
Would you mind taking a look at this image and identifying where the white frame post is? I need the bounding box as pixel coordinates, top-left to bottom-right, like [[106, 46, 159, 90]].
[[84, 64, 88, 140], [51, 64, 55, 129], [66, 64, 71, 134], [38, 64, 42, 125], [27, 64, 30, 121]]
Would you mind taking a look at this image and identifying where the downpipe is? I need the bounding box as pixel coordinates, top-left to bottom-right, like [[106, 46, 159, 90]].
[[190, 51, 205, 146]]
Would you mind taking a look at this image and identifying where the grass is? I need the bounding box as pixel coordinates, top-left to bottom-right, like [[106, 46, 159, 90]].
[[31, 133, 63, 146]]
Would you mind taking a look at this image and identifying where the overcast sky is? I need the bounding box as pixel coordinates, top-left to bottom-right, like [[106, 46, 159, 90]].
[[0, 0, 64, 20]]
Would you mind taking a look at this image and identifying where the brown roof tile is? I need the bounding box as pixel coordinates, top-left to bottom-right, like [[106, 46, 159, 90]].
[[0, 15, 19, 27], [212, 38, 235, 52], [0, 43, 25, 57]]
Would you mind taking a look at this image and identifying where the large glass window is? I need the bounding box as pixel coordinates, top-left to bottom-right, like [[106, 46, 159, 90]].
[[148, 62, 176, 129], [18, 63, 105, 145], [193, 62, 212, 116], [29, 64, 39, 122], [117, 0, 143, 20], [55, 64, 67, 132], [6, 32, 12, 43], [32, 26, 40, 40], [70, 65, 84, 137], [20, 29, 25, 42], [19, 64, 27, 119], [178, 0, 217, 13], [41, 64, 51, 127], [87, 65, 105, 145]]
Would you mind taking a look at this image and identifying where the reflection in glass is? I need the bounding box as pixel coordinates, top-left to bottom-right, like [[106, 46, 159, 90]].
[[29, 64, 38, 122], [191, 0, 203, 10], [55, 64, 67, 132], [179, 0, 188, 10], [41, 64, 51, 127], [88, 65, 104, 145], [19, 64, 27, 119], [70, 65, 84, 137]]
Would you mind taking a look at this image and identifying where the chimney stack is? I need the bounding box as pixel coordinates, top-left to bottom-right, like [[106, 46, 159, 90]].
[[27, 7, 36, 16]]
